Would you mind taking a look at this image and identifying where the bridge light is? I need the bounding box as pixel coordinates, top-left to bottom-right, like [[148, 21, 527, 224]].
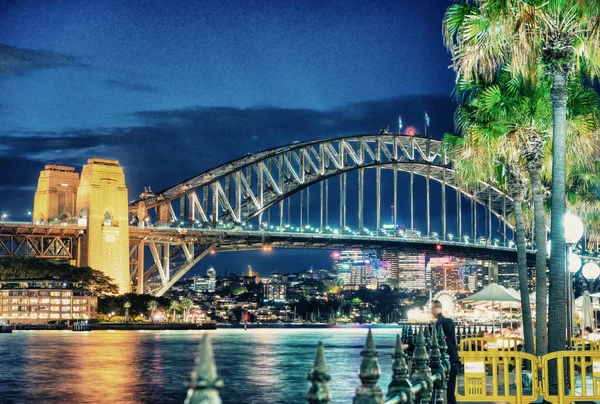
[[436, 244, 442, 252]]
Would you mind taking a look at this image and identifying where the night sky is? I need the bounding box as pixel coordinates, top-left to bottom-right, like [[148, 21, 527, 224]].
[[0, 0, 459, 277]]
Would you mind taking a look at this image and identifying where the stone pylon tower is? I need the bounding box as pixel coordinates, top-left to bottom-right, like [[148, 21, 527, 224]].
[[32, 165, 80, 224], [76, 159, 131, 293]]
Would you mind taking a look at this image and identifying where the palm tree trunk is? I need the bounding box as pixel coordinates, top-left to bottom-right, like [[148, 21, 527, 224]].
[[530, 169, 548, 356], [513, 193, 535, 354], [548, 70, 569, 359]]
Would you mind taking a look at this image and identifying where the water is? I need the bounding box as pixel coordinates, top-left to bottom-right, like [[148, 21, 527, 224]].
[[0, 327, 402, 404]]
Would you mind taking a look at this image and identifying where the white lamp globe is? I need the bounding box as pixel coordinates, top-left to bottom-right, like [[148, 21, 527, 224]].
[[582, 262, 600, 280], [568, 253, 582, 273], [547, 240, 551, 258], [564, 213, 584, 244]]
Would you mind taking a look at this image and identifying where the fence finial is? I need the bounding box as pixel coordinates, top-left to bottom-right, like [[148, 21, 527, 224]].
[[437, 324, 450, 373], [410, 328, 432, 402], [307, 341, 332, 404], [184, 335, 223, 404], [387, 334, 412, 401], [353, 329, 384, 404]]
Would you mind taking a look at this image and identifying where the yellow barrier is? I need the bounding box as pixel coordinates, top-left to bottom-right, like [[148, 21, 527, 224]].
[[460, 337, 525, 353], [541, 351, 600, 403], [457, 350, 538, 404], [456, 346, 600, 403]]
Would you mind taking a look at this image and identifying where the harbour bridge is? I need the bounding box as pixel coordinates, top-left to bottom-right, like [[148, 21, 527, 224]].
[[1, 134, 535, 296]]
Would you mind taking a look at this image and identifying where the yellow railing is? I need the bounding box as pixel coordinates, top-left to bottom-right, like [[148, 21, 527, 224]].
[[460, 337, 525, 353], [456, 343, 600, 404], [541, 351, 600, 403], [457, 350, 538, 404]]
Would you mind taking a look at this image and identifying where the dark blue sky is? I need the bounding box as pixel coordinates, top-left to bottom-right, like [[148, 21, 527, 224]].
[[0, 0, 460, 276]]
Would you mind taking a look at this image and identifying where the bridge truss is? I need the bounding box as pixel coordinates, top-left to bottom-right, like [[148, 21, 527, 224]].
[[128, 134, 518, 296], [0, 222, 83, 259]]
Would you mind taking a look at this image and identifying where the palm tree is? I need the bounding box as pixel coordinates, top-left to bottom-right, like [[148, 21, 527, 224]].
[[169, 300, 179, 322], [443, 0, 600, 358], [147, 300, 158, 322], [448, 70, 600, 354], [180, 297, 193, 323], [123, 301, 131, 323]]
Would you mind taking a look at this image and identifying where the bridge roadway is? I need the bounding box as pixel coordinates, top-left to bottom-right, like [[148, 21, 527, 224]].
[[129, 226, 537, 265]]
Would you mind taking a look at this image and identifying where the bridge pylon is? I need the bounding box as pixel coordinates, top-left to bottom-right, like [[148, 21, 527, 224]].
[[32, 164, 80, 224], [76, 159, 131, 294]]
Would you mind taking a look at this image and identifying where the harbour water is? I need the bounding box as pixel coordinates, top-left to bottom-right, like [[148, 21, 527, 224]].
[[0, 327, 401, 404]]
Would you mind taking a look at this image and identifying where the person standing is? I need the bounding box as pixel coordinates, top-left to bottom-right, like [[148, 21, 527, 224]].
[[432, 300, 459, 404]]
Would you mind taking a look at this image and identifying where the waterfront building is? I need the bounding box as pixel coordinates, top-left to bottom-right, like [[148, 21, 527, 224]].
[[0, 279, 97, 324]]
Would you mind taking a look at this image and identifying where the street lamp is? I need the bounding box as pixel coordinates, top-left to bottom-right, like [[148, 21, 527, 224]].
[[565, 213, 584, 346], [582, 262, 600, 281]]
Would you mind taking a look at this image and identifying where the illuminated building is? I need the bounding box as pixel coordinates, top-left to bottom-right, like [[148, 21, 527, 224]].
[[428, 257, 464, 292], [332, 249, 375, 287], [431, 265, 462, 292], [0, 279, 97, 324], [193, 267, 217, 293], [379, 252, 426, 290], [263, 272, 286, 302]]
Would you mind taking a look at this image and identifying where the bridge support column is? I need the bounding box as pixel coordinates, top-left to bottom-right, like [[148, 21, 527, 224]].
[[426, 170, 430, 237], [376, 167, 381, 235], [442, 170, 446, 239], [457, 189, 462, 239], [137, 241, 145, 293], [358, 168, 364, 230], [393, 165, 397, 235], [157, 203, 170, 227], [410, 167, 414, 232], [325, 179, 329, 228]]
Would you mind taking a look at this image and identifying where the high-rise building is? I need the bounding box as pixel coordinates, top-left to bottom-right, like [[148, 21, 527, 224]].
[[497, 263, 519, 290], [431, 265, 462, 292], [381, 250, 399, 281], [263, 272, 286, 302], [333, 250, 374, 287], [428, 257, 465, 292], [397, 254, 426, 291]]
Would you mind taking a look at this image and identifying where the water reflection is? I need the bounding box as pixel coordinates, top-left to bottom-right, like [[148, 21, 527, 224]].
[[0, 327, 401, 403]]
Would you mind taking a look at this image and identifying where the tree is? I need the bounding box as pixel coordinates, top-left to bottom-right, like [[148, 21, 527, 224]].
[[451, 69, 600, 355], [180, 297, 193, 323], [147, 300, 158, 322], [443, 0, 600, 362], [169, 300, 179, 321], [0, 257, 118, 296]]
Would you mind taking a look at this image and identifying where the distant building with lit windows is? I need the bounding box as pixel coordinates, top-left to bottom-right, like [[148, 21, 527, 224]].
[[263, 272, 287, 302], [193, 267, 217, 293], [0, 279, 97, 324]]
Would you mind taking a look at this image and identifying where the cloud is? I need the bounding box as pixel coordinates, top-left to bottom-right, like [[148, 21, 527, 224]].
[[1, 95, 456, 211], [0, 44, 89, 75], [104, 79, 159, 94]]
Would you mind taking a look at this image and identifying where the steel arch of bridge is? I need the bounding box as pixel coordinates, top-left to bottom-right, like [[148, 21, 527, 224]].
[[128, 134, 517, 296], [130, 134, 514, 233]]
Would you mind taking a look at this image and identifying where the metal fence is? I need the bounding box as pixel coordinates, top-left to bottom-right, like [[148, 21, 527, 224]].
[[184, 326, 450, 404]]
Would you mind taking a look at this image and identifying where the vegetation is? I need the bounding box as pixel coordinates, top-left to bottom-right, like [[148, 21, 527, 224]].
[[98, 293, 172, 318], [0, 256, 118, 296], [443, 0, 600, 367]]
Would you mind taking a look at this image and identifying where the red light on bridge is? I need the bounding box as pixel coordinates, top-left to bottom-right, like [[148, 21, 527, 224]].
[[436, 244, 442, 252], [406, 127, 416, 136]]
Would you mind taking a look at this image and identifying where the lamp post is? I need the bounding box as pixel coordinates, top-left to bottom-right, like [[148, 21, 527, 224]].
[[565, 213, 584, 346]]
